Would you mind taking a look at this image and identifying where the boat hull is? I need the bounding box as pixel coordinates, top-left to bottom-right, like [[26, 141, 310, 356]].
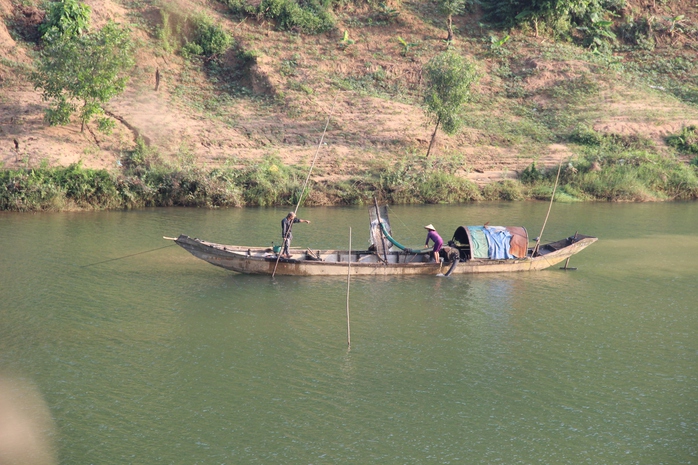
[[172, 235, 597, 276]]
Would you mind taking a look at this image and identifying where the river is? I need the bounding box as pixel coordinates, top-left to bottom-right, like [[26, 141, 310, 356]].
[[0, 202, 696, 464]]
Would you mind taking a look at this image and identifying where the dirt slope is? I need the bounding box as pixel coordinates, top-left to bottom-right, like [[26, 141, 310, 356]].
[[1, 0, 697, 183]]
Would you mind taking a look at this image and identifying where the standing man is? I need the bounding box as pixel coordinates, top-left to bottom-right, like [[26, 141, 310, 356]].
[[424, 224, 443, 263], [281, 212, 310, 258]]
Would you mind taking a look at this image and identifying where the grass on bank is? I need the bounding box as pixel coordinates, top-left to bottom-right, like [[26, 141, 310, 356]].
[[522, 127, 698, 201], [2, 135, 697, 211]]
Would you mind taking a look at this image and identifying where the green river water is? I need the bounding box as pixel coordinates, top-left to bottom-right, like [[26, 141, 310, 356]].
[[0, 202, 696, 464]]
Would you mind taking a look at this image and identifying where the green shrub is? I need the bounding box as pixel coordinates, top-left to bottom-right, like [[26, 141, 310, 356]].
[[520, 162, 546, 184], [0, 163, 120, 211], [363, 154, 480, 204], [569, 124, 603, 146], [0, 169, 62, 211], [266, 0, 335, 33], [570, 125, 655, 154], [328, 180, 370, 205], [221, 0, 334, 34], [122, 137, 159, 169], [666, 125, 698, 154], [618, 15, 655, 50], [635, 156, 698, 200], [530, 184, 581, 201], [182, 41, 205, 57], [481, 180, 525, 201], [217, 0, 257, 15], [572, 167, 658, 201], [5, 143, 698, 212], [417, 173, 481, 203], [561, 150, 698, 201], [44, 98, 74, 126], [237, 156, 306, 206], [47, 163, 106, 205], [39, 0, 91, 43], [238, 48, 261, 63], [481, 0, 620, 51], [97, 117, 115, 134], [183, 14, 232, 58]]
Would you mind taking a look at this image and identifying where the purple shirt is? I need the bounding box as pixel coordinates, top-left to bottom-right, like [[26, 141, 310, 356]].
[[426, 230, 443, 251]]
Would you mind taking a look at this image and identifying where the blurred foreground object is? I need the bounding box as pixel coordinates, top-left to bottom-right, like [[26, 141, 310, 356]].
[[0, 375, 57, 465]]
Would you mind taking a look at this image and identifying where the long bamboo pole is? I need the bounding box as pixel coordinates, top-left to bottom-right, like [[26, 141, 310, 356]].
[[346, 227, 351, 348], [272, 97, 338, 278], [532, 159, 563, 257]]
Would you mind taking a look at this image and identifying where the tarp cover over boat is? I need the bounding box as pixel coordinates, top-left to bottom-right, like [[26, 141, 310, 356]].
[[451, 226, 528, 259]]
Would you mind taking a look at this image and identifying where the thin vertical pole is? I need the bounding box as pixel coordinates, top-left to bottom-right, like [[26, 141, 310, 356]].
[[346, 227, 351, 348], [561, 231, 578, 270], [532, 159, 563, 257]]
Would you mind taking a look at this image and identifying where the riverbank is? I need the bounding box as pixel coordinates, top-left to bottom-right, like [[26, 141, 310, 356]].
[[3, 0, 698, 196], [2, 140, 697, 211]]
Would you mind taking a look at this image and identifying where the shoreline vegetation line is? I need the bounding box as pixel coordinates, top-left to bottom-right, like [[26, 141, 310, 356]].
[[1, 151, 697, 212]]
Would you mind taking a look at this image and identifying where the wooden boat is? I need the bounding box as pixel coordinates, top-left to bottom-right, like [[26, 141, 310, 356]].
[[169, 233, 595, 276], [167, 206, 597, 276]]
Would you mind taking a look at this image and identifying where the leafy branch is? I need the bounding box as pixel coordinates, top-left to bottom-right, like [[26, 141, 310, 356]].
[[396, 36, 418, 56]]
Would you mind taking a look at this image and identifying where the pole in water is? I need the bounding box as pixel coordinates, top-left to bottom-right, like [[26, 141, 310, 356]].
[[346, 227, 351, 349], [560, 231, 579, 270]]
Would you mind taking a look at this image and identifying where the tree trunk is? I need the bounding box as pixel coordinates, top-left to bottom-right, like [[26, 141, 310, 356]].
[[447, 15, 453, 42], [426, 117, 441, 158], [81, 100, 87, 132]]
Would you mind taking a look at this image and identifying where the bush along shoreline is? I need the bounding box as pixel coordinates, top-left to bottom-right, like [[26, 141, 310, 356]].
[[3, 132, 698, 212], [2, 148, 697, 212]]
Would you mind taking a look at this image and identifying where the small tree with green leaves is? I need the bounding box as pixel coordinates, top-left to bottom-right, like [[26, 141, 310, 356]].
[[39, 0, 91, 43], [32, 21, 135, 133], [422, 51, 478, 157], [439, 0, 467, 42], [182, 14, 233, 59]]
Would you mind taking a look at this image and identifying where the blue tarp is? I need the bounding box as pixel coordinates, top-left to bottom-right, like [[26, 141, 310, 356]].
[[466, 226, 490, 259], [482, 226, 515, 259]]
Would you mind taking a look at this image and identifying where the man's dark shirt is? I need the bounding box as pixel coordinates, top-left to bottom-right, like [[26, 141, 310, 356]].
[[281, 217, 300, 240]]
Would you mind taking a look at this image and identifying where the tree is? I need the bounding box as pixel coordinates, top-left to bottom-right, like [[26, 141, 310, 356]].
[[422, 51, 478, 157], [39, 0, 91, 43], [32, 21, 135, 132], [439, 0, 467, 42]]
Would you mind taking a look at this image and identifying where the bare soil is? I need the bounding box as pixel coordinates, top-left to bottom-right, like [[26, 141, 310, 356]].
[[1, 0, 697, 184]]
